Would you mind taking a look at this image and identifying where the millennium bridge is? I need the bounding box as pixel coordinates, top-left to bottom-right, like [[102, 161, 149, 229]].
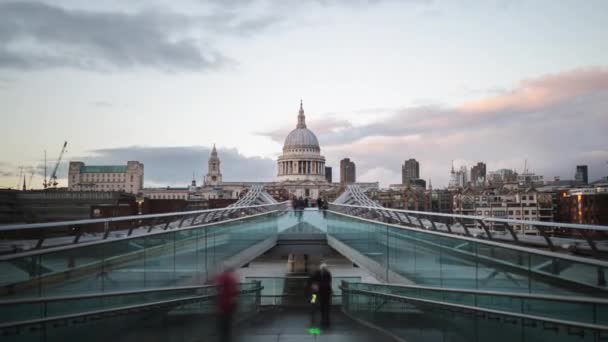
[[1, 185, 607, 341]]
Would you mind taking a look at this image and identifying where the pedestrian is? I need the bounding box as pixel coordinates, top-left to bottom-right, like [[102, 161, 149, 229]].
[[296, 197, 304, 220], [215, 267, 238, 342], [304, 197, 309, 208], [316, 197, 323, 210], [309, 263, 332, 328]]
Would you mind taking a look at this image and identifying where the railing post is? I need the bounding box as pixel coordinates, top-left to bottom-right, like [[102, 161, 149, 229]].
[[405, 214, 413, 226], [535, 226, 555, 251], [580, 230, 599, 258], [503, 222, 519, 242], [478, 220, 493, 240], [35, 235, 45, 249], [147, 218, 157, 233], [445, 222, 453, 233], [598, 267, 606, 287], [428, 215, 438, 231], [103, 221, 111, 240], [455, 217, 472, 237], [415, 214, 425, 229], [73, 226, 83, 244], [178, 215, 188, 228]]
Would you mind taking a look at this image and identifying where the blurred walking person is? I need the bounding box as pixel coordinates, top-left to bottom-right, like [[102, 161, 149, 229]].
[[215, 267, 238, 342], [309, 263, 332, 328]]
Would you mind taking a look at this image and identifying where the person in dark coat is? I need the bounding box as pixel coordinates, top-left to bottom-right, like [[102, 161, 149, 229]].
[[215, 267, 238, 342], [308, 263, 332, 327]]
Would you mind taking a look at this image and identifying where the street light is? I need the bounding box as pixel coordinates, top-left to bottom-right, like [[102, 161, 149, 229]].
[[136, 195, 145, 215]]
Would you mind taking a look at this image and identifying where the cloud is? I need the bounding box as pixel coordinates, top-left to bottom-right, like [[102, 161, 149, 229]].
[[0, 77, 14, 89], [261, 67, 608, 187], [460, 67, 608, 113], [0, 0, 430, 72], [0, 1, 233, 71], [74, 145, 276, 187], [91, 101, 113, 108], [0, 170, 15, 177]]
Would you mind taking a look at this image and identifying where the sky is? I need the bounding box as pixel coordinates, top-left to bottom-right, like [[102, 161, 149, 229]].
[[1, 0, 607, 189]]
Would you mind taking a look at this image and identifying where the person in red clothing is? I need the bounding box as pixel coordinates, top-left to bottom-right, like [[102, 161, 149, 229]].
[[215, 267, 239, 342]]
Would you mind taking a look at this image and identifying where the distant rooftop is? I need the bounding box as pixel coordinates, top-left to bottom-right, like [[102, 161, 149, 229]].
[[80, 165, 128, 173]]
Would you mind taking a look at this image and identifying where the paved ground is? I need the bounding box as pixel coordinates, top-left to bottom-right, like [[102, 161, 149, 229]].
[[234, 307, 398, 342]]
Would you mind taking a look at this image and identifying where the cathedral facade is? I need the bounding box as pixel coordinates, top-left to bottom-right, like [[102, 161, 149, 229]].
[[199, 101, 334, 200], [273, 101, 332, 199]]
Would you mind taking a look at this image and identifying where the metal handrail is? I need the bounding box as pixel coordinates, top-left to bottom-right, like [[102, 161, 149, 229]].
[[0, 284, 217, 305], [330, 203, 608, 232], [328, 209, 608, 268], [0, 284, 263, 330], [341, 287, 608, 331], [0, 209, 281, 260], [329, 202, 608, 257], [0, 201, 289, 231], [344, 282, 608, 305]]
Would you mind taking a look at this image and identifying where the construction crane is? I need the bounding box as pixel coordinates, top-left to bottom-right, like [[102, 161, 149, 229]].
[[15, 166, 24, 189], [43, 150, 47, 189], [28, 168, 34, 190], [46, 141, 68, 189]]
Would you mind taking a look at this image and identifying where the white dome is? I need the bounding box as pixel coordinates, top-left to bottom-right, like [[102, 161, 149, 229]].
[[283, 128, 320, 152], [276, 101, 326, 184]]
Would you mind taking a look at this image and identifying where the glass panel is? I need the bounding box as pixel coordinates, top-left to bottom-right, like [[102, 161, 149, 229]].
[[174, 228, 200, 284], [342, 289, 603, 342], [39, 245, 103, 297], [102, 237, 146, 293], [329, 211, 606, 297], [143, 232, 176, 288]]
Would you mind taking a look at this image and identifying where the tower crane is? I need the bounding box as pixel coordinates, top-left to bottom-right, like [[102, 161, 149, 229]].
[[16, 166, 24, 189], [28, 168, 34, 190], [46, 141, 68, 189]]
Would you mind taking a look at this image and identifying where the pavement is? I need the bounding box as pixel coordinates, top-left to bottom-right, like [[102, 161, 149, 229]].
[[234, 307, 398, 342]]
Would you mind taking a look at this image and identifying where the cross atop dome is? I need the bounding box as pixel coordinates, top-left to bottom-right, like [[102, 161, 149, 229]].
[[297, 99, 306, 129]]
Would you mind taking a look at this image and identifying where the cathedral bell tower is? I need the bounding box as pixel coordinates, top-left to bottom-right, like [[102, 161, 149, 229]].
[[204, 144, 222, 186]]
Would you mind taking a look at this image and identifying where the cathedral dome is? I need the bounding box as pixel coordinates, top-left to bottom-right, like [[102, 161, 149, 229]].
[[282, 101, 320, 153], [277, 101, 326, 185], [283, 128, 320, 151]]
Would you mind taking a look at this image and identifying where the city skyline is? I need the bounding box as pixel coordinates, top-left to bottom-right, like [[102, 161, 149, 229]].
[[1, 0, 608, 188]]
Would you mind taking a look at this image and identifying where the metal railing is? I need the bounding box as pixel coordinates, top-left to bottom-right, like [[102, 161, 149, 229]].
[[0, 282, 263, 336], [341, 285, 608, 339], [329, 203, 608, 257], [326, 208, 608, 293], [244, 276, 361, 306], [0, 284, 219, 324], [0, 202, 289, 256], [342, 282, 608, 325]]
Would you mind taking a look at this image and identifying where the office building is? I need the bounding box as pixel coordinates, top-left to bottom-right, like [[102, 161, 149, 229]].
[[575, 165, 589, 184], [340, 158, 356, 184], [401, 159, 420, 184]]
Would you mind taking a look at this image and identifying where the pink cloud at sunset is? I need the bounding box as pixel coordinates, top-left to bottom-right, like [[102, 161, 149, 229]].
[[460, 67, 608, 114]]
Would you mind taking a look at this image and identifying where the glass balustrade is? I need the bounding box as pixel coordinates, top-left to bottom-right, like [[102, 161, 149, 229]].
[[342, 284, 608, 342], [0, 282, 262, 342], [0, 213, 279, 298], [344, 282, 608, 326], [327, 211, 608, 297], [245, 276, 361, 305]]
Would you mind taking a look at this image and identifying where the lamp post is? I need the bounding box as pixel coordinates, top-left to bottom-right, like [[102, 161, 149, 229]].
[[136, 195, 144, 215]]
